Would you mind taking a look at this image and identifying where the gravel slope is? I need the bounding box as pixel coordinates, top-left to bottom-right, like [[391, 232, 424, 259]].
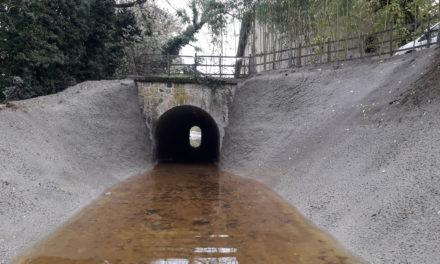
[[0, 80, 152, 264], [221, 48, 440, 264]]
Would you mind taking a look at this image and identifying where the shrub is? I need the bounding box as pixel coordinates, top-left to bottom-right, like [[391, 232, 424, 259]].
[[0, 0, 139, 102]]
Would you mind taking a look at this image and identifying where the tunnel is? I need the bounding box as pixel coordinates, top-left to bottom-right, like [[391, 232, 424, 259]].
[[154, 105, 220, 163]]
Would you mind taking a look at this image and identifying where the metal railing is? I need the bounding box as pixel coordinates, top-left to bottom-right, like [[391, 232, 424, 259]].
[[137, 15, 439, 79], [136, 53, 250, 79]]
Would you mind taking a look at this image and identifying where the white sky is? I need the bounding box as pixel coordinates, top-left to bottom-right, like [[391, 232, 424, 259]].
[[156, 0, 240, 56]]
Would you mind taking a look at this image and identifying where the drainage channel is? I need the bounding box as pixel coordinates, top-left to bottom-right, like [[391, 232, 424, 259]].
[[14, 164, 361, 264]]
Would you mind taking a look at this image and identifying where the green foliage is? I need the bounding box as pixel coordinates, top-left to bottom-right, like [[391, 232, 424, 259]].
[[114, 2, 179, 76], [162, 23, 205, 56], [0, 0, 139, 102], [161, 0, 234, 56], [254, 0, 439, 47]]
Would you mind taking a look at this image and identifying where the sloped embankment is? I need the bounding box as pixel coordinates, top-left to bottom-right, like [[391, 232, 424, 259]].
[[2, 49, 439, 264], [0, 80, 152, 263], [221, 49, 440, 264]]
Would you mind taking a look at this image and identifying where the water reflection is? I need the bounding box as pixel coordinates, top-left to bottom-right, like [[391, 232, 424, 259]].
[[15, 164, 361, 264], [150, 257, 238, 264]]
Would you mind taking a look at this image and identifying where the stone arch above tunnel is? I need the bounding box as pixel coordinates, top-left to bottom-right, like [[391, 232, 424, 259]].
[[154, 105, 220, 163], [135, 79, 237, 160]]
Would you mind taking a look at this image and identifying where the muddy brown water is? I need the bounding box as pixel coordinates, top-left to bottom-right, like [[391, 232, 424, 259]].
[[14, 164, 361, 264]]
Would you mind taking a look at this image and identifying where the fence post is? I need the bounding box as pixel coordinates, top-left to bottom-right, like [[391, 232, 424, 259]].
[[438, 19, 440, 45], [219, 56, 222, 78], [248, 55, 253, 74], [194, 53, 197, 78], [288, 48, 293, 67], [320, 42, 324, 63], [251, 19, 256, 74], [242, 57, 246, 76], [427, 15, 431, 49], [297, 43, 302, 67], [264, 53, 267, 71], [327, 38, 331, 63], [336, 38, 340, 63], [389, 28, 393, 56], [344, 38, 348, 61], [438, 6, 440, 45], [272, 50, 276, 70], [413, 22, 417, 52], [166, 54, 171, 75]]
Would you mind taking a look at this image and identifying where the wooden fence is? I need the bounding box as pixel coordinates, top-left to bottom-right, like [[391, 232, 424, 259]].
[[248, 15, 440, 74], [138, 16, 440, 79]]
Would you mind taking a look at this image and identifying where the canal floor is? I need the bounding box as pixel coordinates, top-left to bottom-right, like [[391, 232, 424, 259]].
[[15, 164, 361, 264]]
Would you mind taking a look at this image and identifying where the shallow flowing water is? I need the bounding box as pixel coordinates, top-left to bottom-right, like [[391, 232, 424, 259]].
[[15, 164, 361, 264]]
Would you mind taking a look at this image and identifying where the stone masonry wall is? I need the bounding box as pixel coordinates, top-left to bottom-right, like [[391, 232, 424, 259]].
[[136, 80, 236, 147]]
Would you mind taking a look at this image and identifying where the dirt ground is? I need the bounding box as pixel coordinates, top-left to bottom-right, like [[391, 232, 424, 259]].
[[221, 48, 440, 264], [0, 80, 152, 263]]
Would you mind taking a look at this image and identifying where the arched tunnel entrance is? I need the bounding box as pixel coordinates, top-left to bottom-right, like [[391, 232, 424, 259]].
[[154, 105, 220, 163]]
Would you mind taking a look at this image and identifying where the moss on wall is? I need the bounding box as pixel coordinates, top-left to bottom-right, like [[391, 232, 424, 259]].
[[173, 85, 192, 105]]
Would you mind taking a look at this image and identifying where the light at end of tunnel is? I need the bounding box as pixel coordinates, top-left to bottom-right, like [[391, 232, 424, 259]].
[[189, 126, 202, 148]]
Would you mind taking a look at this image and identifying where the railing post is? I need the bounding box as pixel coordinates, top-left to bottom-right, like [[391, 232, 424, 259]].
[[438, 7, 440, 45], [413, 22, 417, 52], [289, 45, 293, 67], [427, 15, 431, 49], [438, 15, 440, 45], [438, 19, 440, 45], [389, 28, 393, 56], [166, 53, 171, 75], [272, 50, 276, 70], [194, 53, 197, 78], [320, 42, 324, 64], [336, 38, 340, 62], [297, 43, 302, 67], [264, 53, 267, 71], [251, 19, 257, 74], [344, 38, 348, 61], [327, 38, 331, 63], [219, 56, 222, 78], [242, 57, 246, 76], [248, 55, 253, 74]]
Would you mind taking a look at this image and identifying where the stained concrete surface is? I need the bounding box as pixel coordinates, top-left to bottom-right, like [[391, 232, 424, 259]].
[[221, 48, 440, 264], [13, 164, 361, 264], [0, 80, 152, 264], [2, 48, 440, 264]]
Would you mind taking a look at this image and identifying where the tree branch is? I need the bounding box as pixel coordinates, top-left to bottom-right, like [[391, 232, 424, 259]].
[[115, 0, 147, 8], [161, 20, 207, 55]]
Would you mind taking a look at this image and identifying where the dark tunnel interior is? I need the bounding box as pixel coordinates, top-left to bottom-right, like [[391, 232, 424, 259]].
[[154, 105, 220, 163]]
